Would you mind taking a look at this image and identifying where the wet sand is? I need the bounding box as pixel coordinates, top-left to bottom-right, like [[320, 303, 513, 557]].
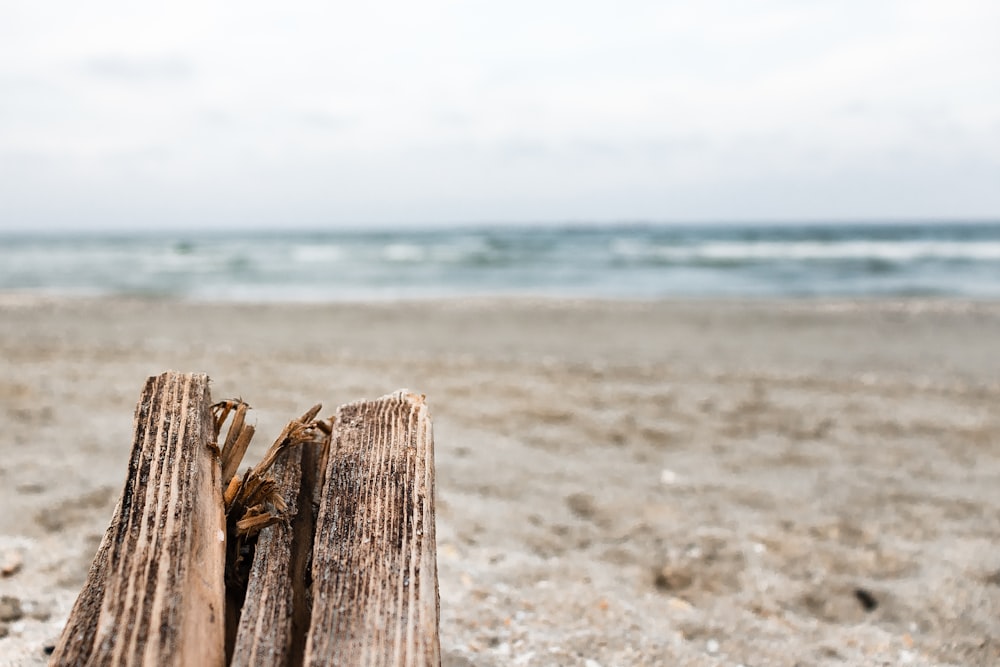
[[1, 296, 999, 666]]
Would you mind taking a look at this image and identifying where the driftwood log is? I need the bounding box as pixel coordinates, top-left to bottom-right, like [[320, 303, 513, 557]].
[[306, 393, 440, 666], [50, 372, 440, 667], [48, 372, 225, 666]]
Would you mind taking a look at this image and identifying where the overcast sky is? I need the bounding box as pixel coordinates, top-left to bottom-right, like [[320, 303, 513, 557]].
[[1, 1, 998, 231]]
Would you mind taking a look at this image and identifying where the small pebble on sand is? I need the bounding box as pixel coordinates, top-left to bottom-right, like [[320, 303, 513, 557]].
[[1, 551, 23, 577], [0, 595, 24, 622]]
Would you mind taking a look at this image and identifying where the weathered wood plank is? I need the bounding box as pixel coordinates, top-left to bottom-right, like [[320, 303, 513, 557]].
[[50, 372, 226, 667], [305, 391, 440, 667], [229, 436, 325, 667]]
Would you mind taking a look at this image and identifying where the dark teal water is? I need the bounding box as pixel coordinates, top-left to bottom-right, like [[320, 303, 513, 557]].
[[2, 222, 999, 300]]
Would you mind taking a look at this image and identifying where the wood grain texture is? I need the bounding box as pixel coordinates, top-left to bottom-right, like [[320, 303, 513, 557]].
[[50, 372, 226, 667], [230, 437, 324, 667], [305, 391, 440, 667]]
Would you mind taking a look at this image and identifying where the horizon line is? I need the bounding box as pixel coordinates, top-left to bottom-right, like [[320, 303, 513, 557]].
[[3, 217, 1000, 238]]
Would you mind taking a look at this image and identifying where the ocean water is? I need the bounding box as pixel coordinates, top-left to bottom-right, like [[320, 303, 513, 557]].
[[2, 222, 999, 301]]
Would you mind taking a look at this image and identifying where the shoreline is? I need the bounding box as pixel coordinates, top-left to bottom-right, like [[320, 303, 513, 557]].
[[5, 289, 1000, 318]]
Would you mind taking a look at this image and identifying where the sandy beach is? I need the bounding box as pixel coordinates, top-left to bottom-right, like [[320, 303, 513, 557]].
[[1, 296, 999, 666]]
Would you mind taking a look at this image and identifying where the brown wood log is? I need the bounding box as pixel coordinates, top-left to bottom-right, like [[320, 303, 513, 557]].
[[305, 391, 441, 667], [49, 372, 226, 667]]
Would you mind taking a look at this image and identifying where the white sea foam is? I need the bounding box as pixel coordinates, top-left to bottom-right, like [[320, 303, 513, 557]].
[[382, 243, 426, 262], [291, 244, 345, 263], [614, 239, 1000, 262]]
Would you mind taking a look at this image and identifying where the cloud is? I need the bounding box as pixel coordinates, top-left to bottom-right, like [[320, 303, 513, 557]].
[[84, 55, 194, 83], [0, 0, 998, 229]]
